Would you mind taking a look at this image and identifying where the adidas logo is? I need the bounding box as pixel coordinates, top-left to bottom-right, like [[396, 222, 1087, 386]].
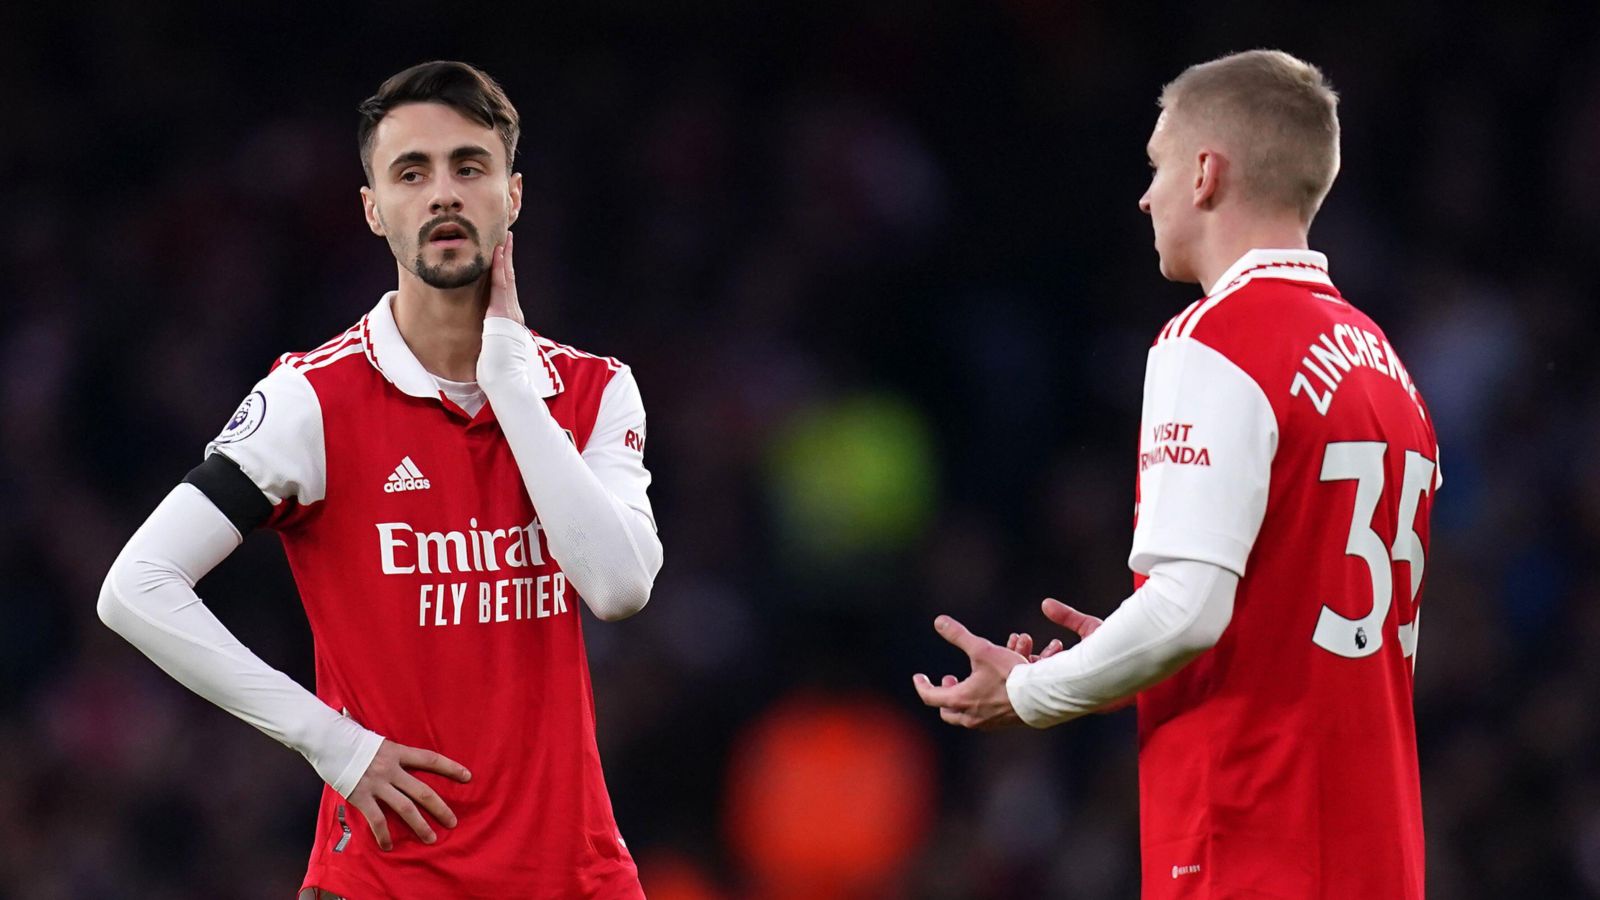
[[384, 456, 431, 493]]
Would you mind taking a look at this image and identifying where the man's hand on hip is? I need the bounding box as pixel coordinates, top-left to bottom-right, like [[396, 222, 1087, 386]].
[[347, 739, 472, 851]]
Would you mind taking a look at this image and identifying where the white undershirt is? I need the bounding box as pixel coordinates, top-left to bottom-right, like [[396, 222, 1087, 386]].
[[431, 373, 485, 417], [477, 317, 662, 622], [98, 485, 384, 797], [1005, 558, 1238, 727]]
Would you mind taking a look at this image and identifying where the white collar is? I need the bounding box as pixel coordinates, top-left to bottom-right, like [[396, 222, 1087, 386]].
[[361, 292, 562, 401], [1206, 248, 1333, 297]]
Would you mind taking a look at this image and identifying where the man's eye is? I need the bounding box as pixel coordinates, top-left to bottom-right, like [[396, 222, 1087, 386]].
[[400, 171, 423, 183], [458, 166, 483, 177]]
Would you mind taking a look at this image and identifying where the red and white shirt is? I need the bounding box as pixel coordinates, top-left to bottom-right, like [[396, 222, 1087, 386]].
[[1130, 249, 1438, 898], [210, 293, 652, 898]]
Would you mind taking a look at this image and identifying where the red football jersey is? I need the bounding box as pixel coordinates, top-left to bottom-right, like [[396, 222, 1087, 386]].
[[208, 294, 651, 898], [1130, 250, 1438, 899]]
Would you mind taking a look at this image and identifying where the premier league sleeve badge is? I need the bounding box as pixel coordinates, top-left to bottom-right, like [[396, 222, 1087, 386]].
[[214, 391, 267, 444]]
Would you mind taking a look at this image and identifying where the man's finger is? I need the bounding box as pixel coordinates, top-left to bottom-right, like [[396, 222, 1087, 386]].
[[1042, 598, 1103, 638], [354, 796, 393, 852], [1014, 632, 1035, 659], [1039, 638, 1065, 659], [941, 674, 958, 687], [378, 783, 435, 845], [400, 746, 472, 783], [506, 230, 516, 281], [913, 672, 959, 708], [940, 707, 970, 728], [397, 771, 458, 829], [932, 615, 989, 657]]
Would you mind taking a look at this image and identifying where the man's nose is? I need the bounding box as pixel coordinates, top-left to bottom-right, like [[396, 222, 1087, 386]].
[[1137, 191, 1151, 215], [429, 189, 464, 215]]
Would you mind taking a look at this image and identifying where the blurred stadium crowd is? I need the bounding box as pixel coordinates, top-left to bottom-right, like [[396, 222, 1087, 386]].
[[4, 2, 1600, 897]]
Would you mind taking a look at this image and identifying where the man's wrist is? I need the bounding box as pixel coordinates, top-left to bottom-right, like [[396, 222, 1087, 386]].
[[303, 710, 386, 798], [1005, 658, 1097, 729], [479, 318, 532, 376], [1004, 662, 1052, 729]]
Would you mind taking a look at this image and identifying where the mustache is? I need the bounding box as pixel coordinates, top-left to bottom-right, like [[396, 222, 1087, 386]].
[[417, 214, 481, 245]]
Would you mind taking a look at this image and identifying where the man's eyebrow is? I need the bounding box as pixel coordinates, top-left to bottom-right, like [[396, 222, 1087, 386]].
[[386, 146, 494, 171], [388, 150, 430, 171], [448, 145, 493, 162]]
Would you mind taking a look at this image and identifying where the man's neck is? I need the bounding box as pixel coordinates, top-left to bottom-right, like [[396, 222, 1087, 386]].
[[1196, 217, 1310, 295], [390, 264, 490, 382]]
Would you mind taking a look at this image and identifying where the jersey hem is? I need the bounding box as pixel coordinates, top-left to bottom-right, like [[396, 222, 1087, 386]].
[[301, 864, 384, 900]]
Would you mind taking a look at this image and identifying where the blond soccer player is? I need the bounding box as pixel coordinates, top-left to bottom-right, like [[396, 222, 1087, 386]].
[[917, 50, 1439, 899]]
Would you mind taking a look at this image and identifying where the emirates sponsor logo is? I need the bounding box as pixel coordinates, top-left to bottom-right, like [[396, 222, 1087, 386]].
[[376, 518, 570, 628], [376, 518, 545, 575]]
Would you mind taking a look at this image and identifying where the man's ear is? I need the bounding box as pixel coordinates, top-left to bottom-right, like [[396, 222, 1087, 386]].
[[1194, 149, 1224, 210], [360, 186, 386, 237], [507, 171, 524, 226]]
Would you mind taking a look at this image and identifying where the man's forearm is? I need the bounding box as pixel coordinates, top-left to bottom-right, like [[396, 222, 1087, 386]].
[[478, 318, 662, 621], [98, 484, 383, 796], [1005, 559, 1239, 727]]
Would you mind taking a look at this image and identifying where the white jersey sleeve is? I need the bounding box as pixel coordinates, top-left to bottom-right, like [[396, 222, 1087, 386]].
[[205, 364, 326, 510], [1130, 337, 1276, 577], [581, 367, 656, 530]]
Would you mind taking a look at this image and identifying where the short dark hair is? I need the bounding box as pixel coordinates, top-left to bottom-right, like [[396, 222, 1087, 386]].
[[358, 60, 520, 182]]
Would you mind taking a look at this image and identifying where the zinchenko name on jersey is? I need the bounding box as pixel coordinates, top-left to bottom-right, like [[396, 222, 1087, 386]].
[[1289, 318, 1427, 420]]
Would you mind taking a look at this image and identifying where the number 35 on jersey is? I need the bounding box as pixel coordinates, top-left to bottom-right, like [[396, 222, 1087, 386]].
[[1314, 441, 1435, 664]]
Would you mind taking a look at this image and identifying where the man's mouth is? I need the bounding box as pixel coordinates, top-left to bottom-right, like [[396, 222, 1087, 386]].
[[428, 224, 469, 244]]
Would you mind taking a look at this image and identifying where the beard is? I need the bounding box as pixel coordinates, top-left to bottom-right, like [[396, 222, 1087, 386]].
[[413, 247, 489, 288], [411, 214, 489, 289]]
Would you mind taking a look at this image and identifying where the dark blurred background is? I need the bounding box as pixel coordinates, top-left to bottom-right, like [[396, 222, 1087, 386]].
[[3, 1, 1597, 897]]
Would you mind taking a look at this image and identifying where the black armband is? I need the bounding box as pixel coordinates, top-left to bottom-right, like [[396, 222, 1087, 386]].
[[183, 453, 273, 534]]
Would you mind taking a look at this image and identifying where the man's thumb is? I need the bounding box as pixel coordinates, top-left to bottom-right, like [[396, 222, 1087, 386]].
[[1041, 598, 1101, 637]]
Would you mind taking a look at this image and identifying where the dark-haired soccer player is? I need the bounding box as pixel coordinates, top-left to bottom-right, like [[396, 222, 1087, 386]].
[[915, 50, 1438, 898], [99, 61, 661, 898]]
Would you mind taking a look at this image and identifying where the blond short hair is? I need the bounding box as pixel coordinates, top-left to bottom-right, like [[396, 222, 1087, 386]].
[[1160, 49, 1340, 222]]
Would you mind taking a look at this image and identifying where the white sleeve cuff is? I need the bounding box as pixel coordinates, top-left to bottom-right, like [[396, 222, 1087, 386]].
[[479, 316, 560, 398], [323, 718, 387, 799]]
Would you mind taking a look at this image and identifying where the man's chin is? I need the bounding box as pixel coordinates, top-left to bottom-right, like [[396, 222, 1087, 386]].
[[413, 255, 488, 290], [1155, 253, 1195, 287]]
